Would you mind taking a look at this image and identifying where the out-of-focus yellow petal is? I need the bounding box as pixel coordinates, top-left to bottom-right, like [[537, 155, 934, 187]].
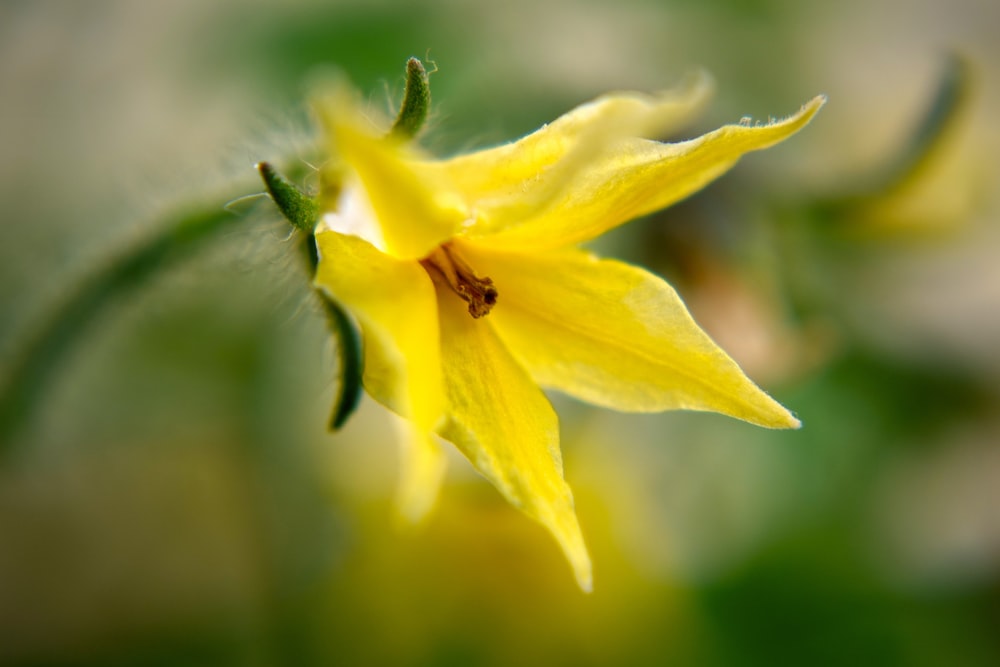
[[435, 290, 593, 591], [434, 72, 713, 204], [314, 230, 448, 517], [395, 421, 447, 523], [462, 95, 825, 251], [459, 243, 800, 429], [314, 88, 467, 260]]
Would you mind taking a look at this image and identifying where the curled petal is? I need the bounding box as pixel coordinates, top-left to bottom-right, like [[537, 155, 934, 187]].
[[462, 95, 825, 251], [435, 289, 592, 591], [459, 243, 800, 429], [435, 72, 713, 206]]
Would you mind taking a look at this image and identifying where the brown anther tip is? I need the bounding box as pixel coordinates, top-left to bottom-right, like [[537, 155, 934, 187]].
[[421, 244, 499, 319]]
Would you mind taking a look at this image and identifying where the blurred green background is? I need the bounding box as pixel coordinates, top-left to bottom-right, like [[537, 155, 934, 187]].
[[2, 0, 999, 665]]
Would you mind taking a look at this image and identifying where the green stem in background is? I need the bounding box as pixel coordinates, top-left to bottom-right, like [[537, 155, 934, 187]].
[[0, 201, 246, 450], [880, 53, 970, 190], [1, 56, 429, 450], [818, 53, 972, 213], [390, 57, 431, 139]]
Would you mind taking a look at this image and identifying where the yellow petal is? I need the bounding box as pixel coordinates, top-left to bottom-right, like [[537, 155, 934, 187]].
[[395, 421, 447, 523], [434, 72, 713, 204], [463, 95, 825, 251], [314, 230, 449, 517], [459, 243, 800, 429], [313, 87, 467, 260], [435, 287, 593, 591]]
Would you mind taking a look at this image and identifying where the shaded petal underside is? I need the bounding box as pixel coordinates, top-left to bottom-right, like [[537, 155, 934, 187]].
[[435, 288, 592, 591], [462, 95, 826, 251], [459, 243, 800, 429], [314, 230, 448, 518]]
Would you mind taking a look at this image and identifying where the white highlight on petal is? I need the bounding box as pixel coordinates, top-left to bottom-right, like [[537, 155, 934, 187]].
[[317, 176, 386, 252]]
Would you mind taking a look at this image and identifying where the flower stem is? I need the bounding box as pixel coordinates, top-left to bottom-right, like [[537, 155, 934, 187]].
[[0, 200, 246, 452]]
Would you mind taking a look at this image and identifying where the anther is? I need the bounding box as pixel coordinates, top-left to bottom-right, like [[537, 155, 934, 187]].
[[420, 243, 498, 318]]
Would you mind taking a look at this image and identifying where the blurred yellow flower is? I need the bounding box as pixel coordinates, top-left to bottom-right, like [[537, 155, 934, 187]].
[[312, 75, 823, 591]]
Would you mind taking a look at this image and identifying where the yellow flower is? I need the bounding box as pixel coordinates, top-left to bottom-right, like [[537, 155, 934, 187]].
[[312, 74, 823, 591]]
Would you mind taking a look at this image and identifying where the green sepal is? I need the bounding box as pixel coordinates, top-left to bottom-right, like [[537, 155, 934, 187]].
[[257, 161, 319, 232], [321, 292, 364, 431], [390, 57, 431, 140], [298, 233, 364, 431]]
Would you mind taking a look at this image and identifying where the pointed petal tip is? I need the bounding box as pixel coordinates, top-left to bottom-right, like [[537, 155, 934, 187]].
[[751, 93, 825, 134], [796, 94, 827, 123], [746, 395, 802, 430], [542, 506, 594, 593], [394, 423, 448, 525], [758, 402, 802, 430], [782, 411, 803, 430], [393, 476, 442, 527], [394, 475, 440, 525], [562, 532, 594, 593], [577, 569, 594, 594], [808, 93, 827, 109]]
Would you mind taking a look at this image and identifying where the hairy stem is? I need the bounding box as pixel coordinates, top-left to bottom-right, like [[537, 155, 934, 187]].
[[0, 199, 248, 451]]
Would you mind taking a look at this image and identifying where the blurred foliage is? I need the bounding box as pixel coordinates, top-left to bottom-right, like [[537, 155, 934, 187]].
[[2, 0, 999, 665]]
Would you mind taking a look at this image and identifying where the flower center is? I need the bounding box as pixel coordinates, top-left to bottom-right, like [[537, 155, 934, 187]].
[[420, 243, 498, 319]]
